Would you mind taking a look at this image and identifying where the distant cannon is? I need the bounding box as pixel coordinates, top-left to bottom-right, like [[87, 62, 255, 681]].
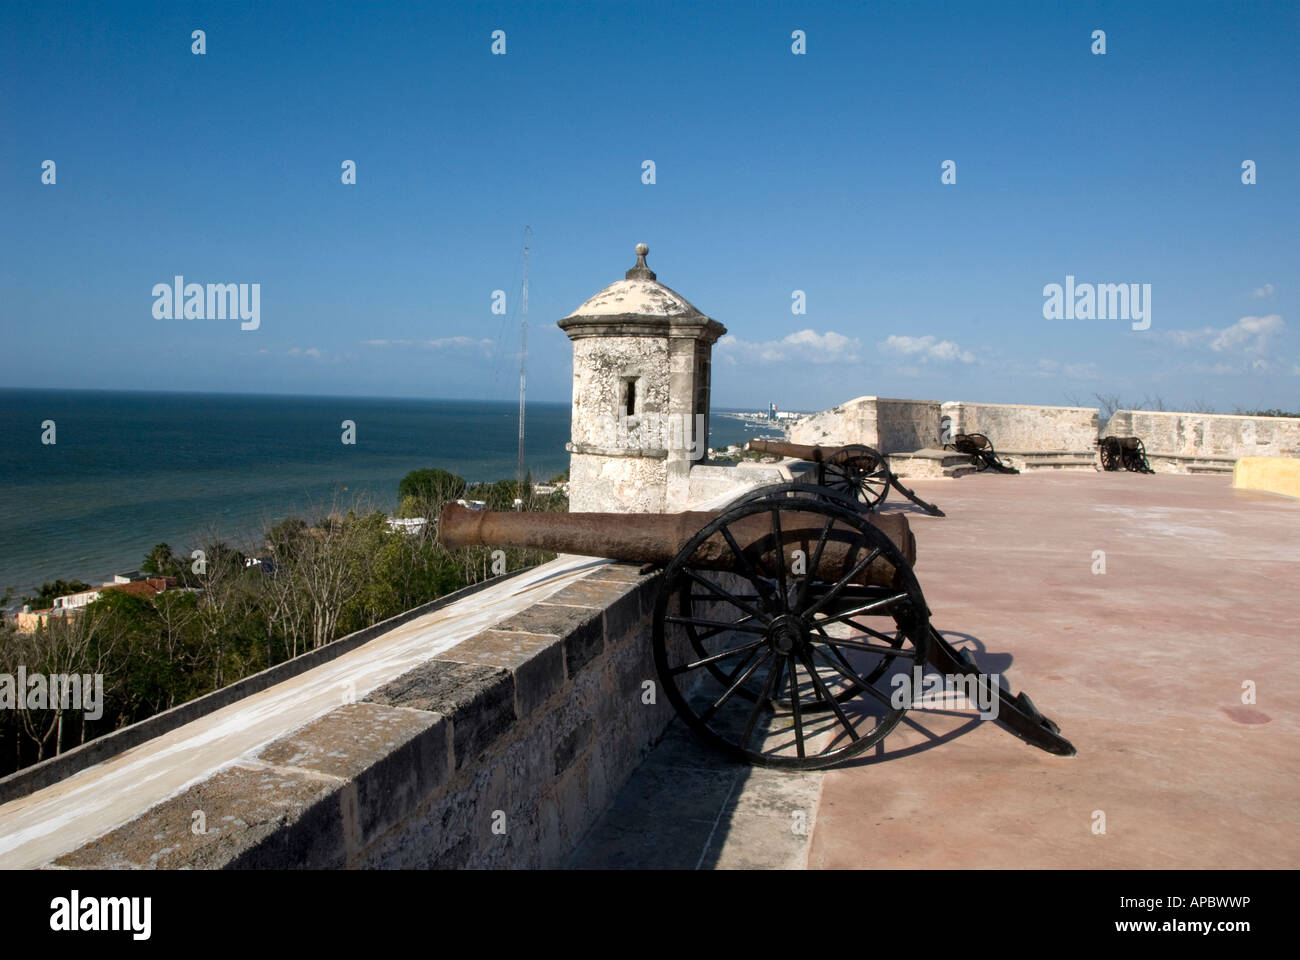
[[440, 483, 1073, 769], [746, 439, 945, 516], [1098, 436, 1154, 473], [944, 433, 1019, 474]]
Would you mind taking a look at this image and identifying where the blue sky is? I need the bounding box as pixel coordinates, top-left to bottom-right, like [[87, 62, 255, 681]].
[[2, 0, 1296, 412]]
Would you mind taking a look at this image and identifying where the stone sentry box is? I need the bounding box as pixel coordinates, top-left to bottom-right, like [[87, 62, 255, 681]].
[[560, 244, 726, 513]]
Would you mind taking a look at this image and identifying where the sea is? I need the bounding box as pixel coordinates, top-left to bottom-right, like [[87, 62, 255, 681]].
[[0, 388, 775, 601]]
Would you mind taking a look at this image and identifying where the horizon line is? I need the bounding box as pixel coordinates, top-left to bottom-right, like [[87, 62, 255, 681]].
[[0, 385, 786, 412]]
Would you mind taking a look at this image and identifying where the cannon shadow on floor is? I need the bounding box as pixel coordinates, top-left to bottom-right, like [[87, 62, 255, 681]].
[[566, 629, 1018, 868]]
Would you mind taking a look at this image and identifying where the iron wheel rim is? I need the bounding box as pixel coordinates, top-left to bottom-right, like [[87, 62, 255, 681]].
[[822, 444, 890, 509], [653, 487, 930, 769]]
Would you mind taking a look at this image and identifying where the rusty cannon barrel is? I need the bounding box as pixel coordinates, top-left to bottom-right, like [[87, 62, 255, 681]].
[[438, 501, 915, 586], [747, 438, 827, 460]]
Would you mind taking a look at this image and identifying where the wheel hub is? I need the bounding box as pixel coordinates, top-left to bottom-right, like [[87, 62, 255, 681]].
[[767, 615, 806, 655]]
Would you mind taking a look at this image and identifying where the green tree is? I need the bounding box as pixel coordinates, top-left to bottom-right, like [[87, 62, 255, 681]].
[[398, 468, 466, 504], [141, 543, 182, 578], [191, 539, 249, 689], [22, 579, 92, 608], [466, 478, 520, 510], [5, 603, 125, 760]]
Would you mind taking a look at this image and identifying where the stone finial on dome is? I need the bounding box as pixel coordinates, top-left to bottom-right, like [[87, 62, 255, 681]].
[[625, 242, 656, 281]]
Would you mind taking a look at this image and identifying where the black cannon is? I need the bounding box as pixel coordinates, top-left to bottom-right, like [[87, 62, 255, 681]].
[[746, 438, 945, 516], [944, 433, 1019, 474], [1098, 436, 1154, 473], [439, 483, 1074, 770]]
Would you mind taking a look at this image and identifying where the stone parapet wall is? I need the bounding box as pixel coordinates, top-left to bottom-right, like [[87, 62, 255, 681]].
[[941, 401, 1099, 454], [784, 396, 1300, 476], [0, 574, 534, 808], [1104, 410, 1300, 463], [50, 562, 690, 869], [876, 398, 943, 453], [789, 396, 941, 453], [789, 395, 878, 447], [687, 461, 788, 505]]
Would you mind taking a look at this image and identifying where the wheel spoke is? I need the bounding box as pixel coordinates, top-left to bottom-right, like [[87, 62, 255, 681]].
[[719, 522, 766, 594], [770, 508, 789, 610], [838, 617, 908, 645], [769, 656, 786, 707], [802, 547, 882, 620], [688, 612, 761, 643], [788, 654, 805, 758], [664, 614, 768, 635], [812, 635, 915, 658], [683, 568, 770, 624], [810, 643, 869, 688], [739, 653, 783, 746], [669, 637, 768, 676], [795, 515, 835, 611], [797, 648, 859, 742], [811, 591, 909, 627], [811, 645, 898, 709], [701, 649, 773, 723]]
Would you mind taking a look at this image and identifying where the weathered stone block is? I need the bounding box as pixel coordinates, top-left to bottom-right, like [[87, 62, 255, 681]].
[[365, 661, 515, 770], [601, 580, 649, 641], [501, 601, 604, 678], [447, 629, 565, 719], [554, 716, 594, 777], [54, 763, 346, 869], [255, 702, 448, 847], [546, 576, 629, 610]]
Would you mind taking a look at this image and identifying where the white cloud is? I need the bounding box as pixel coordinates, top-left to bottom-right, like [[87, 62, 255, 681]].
[[1163, 327, 1216, 348], [363, 337, 494, 351], [1250, 284, 1275, 299], [878, 334, 974, 364], [1209, 314, 1283, 353], [1159, 315, 1284, 357], [716, 329, 861, 364], [1029, 358, 1100, 380], [286, 347, 323, 359]]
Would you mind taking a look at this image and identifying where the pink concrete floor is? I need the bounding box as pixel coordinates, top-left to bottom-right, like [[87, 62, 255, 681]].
[[808, 471, 1299, 869]]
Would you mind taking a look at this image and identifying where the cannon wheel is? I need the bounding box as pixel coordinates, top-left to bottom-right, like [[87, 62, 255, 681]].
[[961, 433, 992, 471], [818, 444, 890, 510], [823, 444, 947, 517], [1098, 438, 1121, 471], [1125, 438, 1154, 474], [676, 484, 905, 708], [653, 483, 931, 769]]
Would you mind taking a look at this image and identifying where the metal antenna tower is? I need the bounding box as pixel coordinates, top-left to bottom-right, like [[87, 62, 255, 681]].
[[516, 226, 531, 508]]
